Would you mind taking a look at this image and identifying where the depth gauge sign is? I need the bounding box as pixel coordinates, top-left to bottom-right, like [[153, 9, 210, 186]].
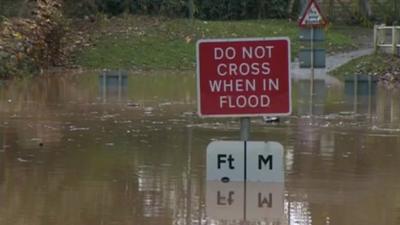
[[196, 38, 291, 117]]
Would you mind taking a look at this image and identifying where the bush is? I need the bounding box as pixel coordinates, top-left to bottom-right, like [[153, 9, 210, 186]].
[[65, 0, 289, 20], [194, 0, 288, 20], [96, 0, 127, 15], [130, 0, 188, 17], [63, 0, 98, 17], [0, 0, 66, 78], [0, 0, 38, 19]]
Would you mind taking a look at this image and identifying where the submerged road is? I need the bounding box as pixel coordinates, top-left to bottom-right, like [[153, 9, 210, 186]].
[[291, 48, 374, 84]]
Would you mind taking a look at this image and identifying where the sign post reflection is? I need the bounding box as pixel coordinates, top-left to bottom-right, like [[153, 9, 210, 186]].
[[206, 181, 285, 224]]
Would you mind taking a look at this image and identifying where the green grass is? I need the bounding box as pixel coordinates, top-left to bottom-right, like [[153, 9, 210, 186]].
[[75, 16, 357, 70], [329, 53, 400, 79]]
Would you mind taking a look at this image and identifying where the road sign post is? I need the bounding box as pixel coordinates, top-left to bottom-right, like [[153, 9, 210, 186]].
[[240, 117, 251, 141], [310, 27, 314, 115], [298, 0, 328, 115]]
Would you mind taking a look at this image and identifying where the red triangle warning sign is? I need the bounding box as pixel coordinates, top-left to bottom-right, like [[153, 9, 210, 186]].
[[298, 0, 328, 28]]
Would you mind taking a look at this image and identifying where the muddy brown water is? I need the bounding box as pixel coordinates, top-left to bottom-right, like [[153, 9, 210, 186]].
[[0, 71, 399, 225]]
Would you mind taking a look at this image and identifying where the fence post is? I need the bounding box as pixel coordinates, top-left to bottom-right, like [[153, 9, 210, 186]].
[[373, 25, 378, 52], [392, 26, 397, 55], [396, 26, 400, 56]]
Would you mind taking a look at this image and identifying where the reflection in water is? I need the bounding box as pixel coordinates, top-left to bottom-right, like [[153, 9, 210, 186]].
[[0, 72, 399, 225], [99, 70, 128, 103], [287, 201, 312, 225], [296, 75, 399, 130], [344, 74, 377, 115], [297, 79, 327, 116], [375, 85, 400, 128], [206, 181, 285, 224]]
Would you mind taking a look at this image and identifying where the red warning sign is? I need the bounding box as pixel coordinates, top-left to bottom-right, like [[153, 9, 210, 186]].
[[298, 0, 328, 28], [196, 38, 291, 118]]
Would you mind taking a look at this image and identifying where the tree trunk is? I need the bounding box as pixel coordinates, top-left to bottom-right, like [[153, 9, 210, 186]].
[[359, 0, 372, 17], [287, 0, 296, 17], [328, 0, 334, 19], [188, 0, 194, 19], [258, 0, 265, 19], [336, 0, 354, 18], [394, 0, 399, 20]]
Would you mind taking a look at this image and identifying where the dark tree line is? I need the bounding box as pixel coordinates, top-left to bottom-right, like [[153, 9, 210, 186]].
[[1, 0, 399, 24], [63, 0, 292, 19], [62, 0, 400, 24]]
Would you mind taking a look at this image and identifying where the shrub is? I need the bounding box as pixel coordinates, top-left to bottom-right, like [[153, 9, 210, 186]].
[[65, 0, 289, 20], [0, 0, 66, 78]]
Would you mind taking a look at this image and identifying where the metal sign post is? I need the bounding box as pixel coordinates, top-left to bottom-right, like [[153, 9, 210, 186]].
[[240, 117, 250, 141], [298, 0, 328, 115], [310, 27, 314, 115]]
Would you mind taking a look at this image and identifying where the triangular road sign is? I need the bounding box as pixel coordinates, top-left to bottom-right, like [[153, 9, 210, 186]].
[[298, 0, 328, 28]]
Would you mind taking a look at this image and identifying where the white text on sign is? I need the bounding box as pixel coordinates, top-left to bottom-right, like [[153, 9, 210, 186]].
[[208, 45, 282, 110]]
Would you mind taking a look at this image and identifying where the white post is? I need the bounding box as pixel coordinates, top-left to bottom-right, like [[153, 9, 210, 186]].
[[118, 70, 122, 102], [368, 75, 372, 117], [102, 72, 106, 103], [353, 74, 358, 114], [396, 26, 400, 56], [392, 26, 397, 55], [373, 25, 378, 52]]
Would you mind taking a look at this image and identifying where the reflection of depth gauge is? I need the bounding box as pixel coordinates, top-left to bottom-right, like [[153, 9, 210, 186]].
[[206, 181, 285, 223]]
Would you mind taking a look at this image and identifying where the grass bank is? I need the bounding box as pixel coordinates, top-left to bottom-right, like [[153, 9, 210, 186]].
[[74, 15, 359, 70], [329, 53, 400, 81]]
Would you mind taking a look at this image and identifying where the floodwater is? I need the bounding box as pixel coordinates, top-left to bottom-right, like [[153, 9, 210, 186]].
[[0, 71, 400, 225]]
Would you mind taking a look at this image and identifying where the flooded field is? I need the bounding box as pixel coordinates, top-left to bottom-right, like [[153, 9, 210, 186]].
[[0, 71, 400, 225]]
